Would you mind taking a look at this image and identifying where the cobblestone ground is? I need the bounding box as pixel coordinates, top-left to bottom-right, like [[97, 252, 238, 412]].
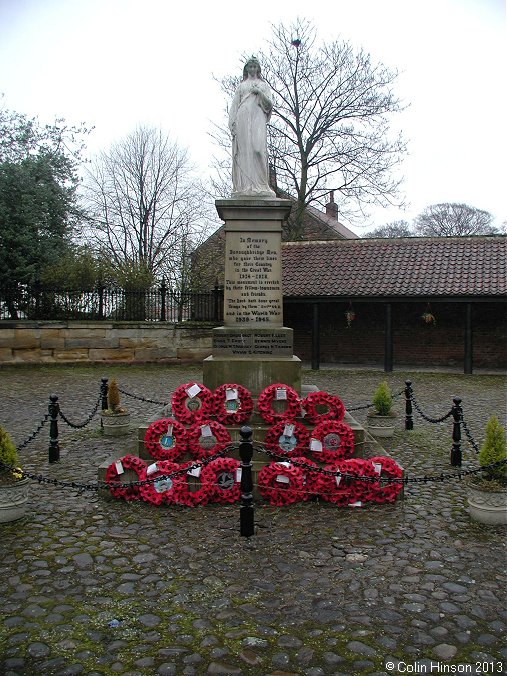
[[0, 364, 506, 676]]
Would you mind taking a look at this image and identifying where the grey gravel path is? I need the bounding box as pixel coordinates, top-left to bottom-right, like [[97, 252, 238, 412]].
[[0, 363, 506, 676]]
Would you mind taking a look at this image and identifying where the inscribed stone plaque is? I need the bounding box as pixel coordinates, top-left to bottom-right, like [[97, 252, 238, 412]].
[[212, 327, 293, 356], [224, 231, 283, 327]]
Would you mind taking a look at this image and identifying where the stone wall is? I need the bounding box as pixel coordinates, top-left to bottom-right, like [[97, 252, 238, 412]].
[[2, 300, 505, 369], [0, 321, 216, 365]]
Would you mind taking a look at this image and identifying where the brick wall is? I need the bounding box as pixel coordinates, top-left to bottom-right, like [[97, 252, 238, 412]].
[[284, 301, 507, 369]]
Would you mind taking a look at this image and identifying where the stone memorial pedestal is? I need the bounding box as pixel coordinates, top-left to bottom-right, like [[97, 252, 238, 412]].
[[203, 198, 301, 396]]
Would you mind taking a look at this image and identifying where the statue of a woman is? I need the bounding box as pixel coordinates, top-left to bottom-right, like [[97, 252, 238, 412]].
[[229, 57, 275, 198]]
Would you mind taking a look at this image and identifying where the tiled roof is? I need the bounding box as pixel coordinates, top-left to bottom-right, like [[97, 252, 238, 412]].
[[282, 236, 507, 298]]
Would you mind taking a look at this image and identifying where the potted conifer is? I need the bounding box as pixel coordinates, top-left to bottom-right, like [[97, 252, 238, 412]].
[[0, 425, 30, 523], [100, 379, 130, 436], [367, 381, 397, 438], [466, 415, 507, 525]]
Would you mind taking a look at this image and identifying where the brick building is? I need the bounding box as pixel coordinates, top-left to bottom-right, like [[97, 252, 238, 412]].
[[193, 200, 506, 372], [282, 235, 507, 372]]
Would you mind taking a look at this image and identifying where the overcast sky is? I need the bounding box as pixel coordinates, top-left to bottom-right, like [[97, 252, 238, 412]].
[[0, 0, 505, 233]]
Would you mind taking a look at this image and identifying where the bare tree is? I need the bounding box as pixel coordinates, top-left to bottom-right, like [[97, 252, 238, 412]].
[[414, 203, 497, 237], [363, 220, 413, 238], [84, 126, 213, 288], [214, 19, 407, 237]]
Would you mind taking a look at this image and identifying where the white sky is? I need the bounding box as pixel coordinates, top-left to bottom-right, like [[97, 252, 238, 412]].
[[0, 0, 505, 233]]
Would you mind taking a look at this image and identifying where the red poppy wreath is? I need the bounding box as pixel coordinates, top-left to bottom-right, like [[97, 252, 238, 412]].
[[171, 460, 211, 507], [257, 460, 305, 506], [289, 456, 320, 501], [301, 391, 345, 424], [171, 382, 213, 424], [139, 460, 182, 505], [187, 420, 232, 459], [317, 458, 378, 505], [213, 383, 254, 425], [200, 457, 241, 504], [257, 383, 301, 424], [105, 454, 147, 501], [144, 417, 188, 461], [263, 419, 310, 457], [309, 420, 355, 464], [366, 455, 404, 503]]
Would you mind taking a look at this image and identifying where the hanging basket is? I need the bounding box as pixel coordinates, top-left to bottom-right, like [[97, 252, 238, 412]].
[[422, 312, 436, 325]]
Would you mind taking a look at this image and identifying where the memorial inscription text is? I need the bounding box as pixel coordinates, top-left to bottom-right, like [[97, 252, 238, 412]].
[[213, 331, 292, 356], [224, 234, 283, 326]]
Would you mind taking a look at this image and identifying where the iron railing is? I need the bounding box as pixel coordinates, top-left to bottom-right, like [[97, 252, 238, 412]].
[[0, 282, 223, 322]]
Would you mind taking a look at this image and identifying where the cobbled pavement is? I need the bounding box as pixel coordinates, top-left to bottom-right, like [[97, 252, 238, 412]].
[[0, 363, 506, 676]]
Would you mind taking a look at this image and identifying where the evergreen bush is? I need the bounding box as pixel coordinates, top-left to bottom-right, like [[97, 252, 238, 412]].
[[372, 381, 393, 416], [0, 425, 21, 484], [478, 415, 507, 485]]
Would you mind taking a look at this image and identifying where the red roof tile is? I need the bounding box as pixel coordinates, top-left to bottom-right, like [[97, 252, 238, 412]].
[[281, 236, 507, 298]]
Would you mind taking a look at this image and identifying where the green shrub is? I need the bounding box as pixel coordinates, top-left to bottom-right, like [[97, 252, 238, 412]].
[[372, 381, 393, 416], [0, 425, 20, 482], [478, 415, 507, 483]]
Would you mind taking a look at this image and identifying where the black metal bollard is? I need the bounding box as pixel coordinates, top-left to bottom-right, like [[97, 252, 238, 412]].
[[239, 425, 255, 538], [100, 378, 109, 411], [100, 378, 109, 429], [450, 396, 463, 467], [48, 394, 60, 463], [404, 380, 413, 430]]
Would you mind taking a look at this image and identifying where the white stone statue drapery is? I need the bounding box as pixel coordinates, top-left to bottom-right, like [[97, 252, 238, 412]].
[[229, 58, 275, 199]]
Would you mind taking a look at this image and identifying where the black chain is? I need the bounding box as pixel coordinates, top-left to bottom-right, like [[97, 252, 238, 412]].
[[16, 414, 50, 451], [251, 443, 507, 485], [254, 443, 391, 484], [461, 419, 480, 454], [58, 393, 102, 429], [2, 455, 506, 492], [0, 443, 236, 492], [346, 402, 375, 412], [118, 387, 169, 407], [346, 389, 404, 413], [410, 394, 453, 424]]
